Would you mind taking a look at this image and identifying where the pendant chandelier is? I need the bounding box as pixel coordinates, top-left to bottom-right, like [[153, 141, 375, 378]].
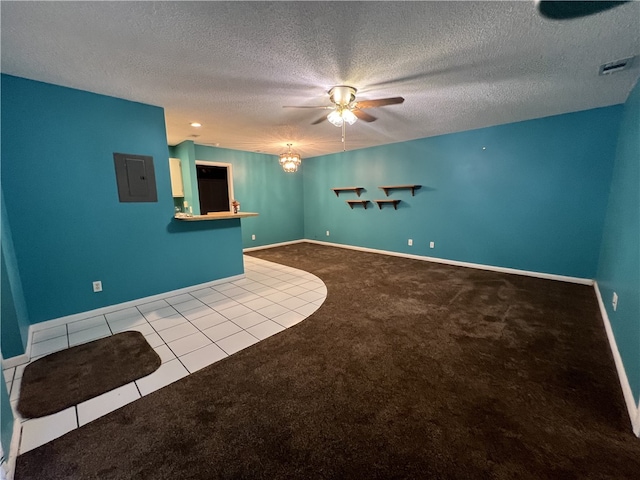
[[279, 144, 302, 173]]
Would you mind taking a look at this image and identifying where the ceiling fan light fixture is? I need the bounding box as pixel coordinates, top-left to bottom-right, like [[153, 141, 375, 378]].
[[342, 109, 357, 125], [279, 143, 301, 173], [327, 107, 357, 127], [328, 85, 357, 106], [327, 109, 344, 127]]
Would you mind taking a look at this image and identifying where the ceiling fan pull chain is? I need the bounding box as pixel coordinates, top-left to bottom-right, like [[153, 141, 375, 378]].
[[342, 122, 346, 151]]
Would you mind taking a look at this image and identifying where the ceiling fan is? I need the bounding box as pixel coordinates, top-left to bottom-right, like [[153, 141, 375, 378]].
[[283, 85, 404, 151], [284, 85, 404, 127], [535, 0, 628, 19]]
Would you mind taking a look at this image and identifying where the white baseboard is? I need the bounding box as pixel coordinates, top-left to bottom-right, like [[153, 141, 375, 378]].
[[1, 274, 245, 367], [303, 239, 593, 285], [594, 281, 640, 436], [243, 239, 305, 252]]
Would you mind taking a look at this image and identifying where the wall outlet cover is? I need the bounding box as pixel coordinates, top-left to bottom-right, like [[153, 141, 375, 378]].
[[430, 241, 435, 248], [92, 281, 103, 293]]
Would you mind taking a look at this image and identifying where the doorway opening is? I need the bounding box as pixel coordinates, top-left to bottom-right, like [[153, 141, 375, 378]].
[[195, 161, 234, 214]]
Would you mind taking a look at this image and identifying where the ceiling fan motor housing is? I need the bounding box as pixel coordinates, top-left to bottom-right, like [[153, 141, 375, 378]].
[[329, 86, 357, 106]]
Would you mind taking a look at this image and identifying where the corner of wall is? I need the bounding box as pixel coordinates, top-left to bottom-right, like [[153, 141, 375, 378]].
[[0, 188, 29, 356], [594, 282, 639, 435], [173, 140, 200, 215]]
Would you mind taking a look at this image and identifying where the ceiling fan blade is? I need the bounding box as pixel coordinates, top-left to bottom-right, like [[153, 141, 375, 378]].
[[536, 1, 628, 19], [283, 105, 333, 109], [354, 97, 405, 109], [353, 109, 377, 122], [311, 114, 328, 125]]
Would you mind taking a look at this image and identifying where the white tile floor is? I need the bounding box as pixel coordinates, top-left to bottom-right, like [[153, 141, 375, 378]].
[[2, 255, 327, 455]]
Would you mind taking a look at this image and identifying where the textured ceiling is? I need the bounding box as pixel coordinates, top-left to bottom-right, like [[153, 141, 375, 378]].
[[2, 1, 639, 158]]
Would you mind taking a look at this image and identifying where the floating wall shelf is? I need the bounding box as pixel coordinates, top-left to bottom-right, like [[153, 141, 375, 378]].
[[332, 187, 364, 197], [346, 200, 371, 209], [374, 199, 401, 210], [379, 184, 421, 196]]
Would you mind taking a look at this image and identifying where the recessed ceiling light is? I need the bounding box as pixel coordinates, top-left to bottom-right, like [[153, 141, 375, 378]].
[[190, 122, 202, 128]]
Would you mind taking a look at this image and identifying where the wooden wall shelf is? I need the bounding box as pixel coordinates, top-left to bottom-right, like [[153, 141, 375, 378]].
[[332, 187, 364, 197], [379, 184, 421, 196], [346, 200, 371, 209], [374, 199, 401, 210]]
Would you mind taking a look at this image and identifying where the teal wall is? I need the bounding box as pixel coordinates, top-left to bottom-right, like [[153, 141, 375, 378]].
[[1, 75, 244, 328], [1, 190, 29, 357], [304, 106, 622, 279], [0, 367, 13, 465], [170, 142, 304, 249], [597, 79, 640, 404], [170, 141, 198, 214]]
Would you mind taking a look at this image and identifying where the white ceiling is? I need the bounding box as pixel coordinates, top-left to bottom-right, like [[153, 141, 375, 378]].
[[2, 1, 639, 158]]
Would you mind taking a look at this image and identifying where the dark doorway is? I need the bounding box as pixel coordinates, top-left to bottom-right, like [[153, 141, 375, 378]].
[[197, 165, 230, 214]]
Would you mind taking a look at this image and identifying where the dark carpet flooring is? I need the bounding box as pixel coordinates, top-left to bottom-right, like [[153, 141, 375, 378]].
[[16, 243, 640, 479], [18, 331, 160, 419]]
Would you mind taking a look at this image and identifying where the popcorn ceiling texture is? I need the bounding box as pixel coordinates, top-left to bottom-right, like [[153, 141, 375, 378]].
[[2, 1, 639, 157]]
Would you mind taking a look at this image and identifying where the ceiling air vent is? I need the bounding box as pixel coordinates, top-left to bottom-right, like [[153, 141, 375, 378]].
[[599, 56, 636, 75]]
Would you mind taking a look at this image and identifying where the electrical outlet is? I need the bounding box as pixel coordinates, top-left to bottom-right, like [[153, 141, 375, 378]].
[[251, 234, 256, 240], [326, 230, 330, 236], [612, 292, 618, 311], [429, 241, 435, 248], [408, 239, 413, 246], [92, 281, 103, 293]]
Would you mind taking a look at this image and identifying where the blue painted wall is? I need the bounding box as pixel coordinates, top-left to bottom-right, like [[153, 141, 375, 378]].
[[1, 75, 244, 327], [170, 142, 304, 249], [304, 106, 622, 279], [170, 141, 198, 214], [1, 189, 30, 357], [597, 79, 640, 404], [0, 369, 13, 465]]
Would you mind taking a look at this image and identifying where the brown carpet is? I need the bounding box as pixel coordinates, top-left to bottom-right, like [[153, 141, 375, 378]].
[[18, 331, 160, 419], [15, 243, 640, 479]]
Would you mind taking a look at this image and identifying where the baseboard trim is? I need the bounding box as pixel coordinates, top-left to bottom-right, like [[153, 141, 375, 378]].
[[594, 281, 640, 436], [22, 273, 244, 337], [303, 240, 593, 285], [243, 239, 305, 252]]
